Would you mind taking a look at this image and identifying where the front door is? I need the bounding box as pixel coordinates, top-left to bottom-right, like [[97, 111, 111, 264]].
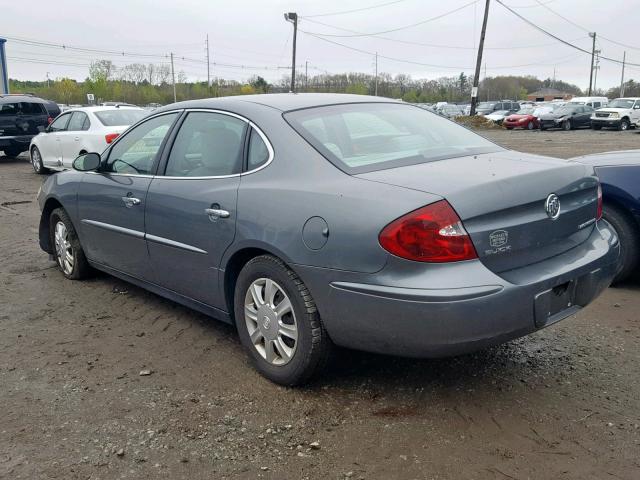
[[39, 112, 71, 167], [77, 112, 179, 280], [145, 110, 247, 308]]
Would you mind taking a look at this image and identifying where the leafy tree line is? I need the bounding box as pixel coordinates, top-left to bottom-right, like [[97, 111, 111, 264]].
[[8, 59, 596, 106]]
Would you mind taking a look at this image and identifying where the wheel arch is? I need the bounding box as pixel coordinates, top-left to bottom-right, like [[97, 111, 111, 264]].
[[39, 197, 64, 254]]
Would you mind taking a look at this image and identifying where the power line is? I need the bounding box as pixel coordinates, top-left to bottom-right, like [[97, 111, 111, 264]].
[[305, 0, 408, 18], [300, 0, 479, 37], [495, 0, 640, 67], [302, 16, 588, 50]]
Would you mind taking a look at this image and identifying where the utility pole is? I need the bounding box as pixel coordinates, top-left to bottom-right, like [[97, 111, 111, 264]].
[[620, 51, 626, 97], [206, 34, 211, 96], [470, 0, 490, 116], [588, 32, 596, 95], [593, 50, 601, 93], [374, 52, 378, 96], [284, 12, 298, 92], [170, 52, 176, 103], [305, 60, 308, 92], [46, 72, 50, 88]]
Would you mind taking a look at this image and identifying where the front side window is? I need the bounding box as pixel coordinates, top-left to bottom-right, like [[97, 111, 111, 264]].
[[247, 128, 270, 170], [105, 113, 178, 175], [49, 113, 71, 132], [164, 112, 246, 177], [285, 103, 502, 173], [67, 112, 89, 131]]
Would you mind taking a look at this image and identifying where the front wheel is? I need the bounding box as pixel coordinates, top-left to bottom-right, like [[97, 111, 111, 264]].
[[618, 118, 630, 131], [31, 146, 48, 174], [234, 255, 332, 386], [603, 204, 639, 284], [50, 208, 91, 280], [563, 120, 572, 131], [592, 125, 602, 130], [526, 121, 534, 130]]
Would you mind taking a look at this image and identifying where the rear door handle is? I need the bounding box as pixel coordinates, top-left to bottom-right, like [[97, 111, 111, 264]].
[[205, 208, 230, 220], [122, 196, 141, 208]]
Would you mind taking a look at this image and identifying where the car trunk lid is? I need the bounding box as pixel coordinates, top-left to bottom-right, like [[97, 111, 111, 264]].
[[356, 150, 599, 274]]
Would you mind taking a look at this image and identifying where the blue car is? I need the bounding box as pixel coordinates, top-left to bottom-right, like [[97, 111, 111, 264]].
[[573, 150, 640, 283]]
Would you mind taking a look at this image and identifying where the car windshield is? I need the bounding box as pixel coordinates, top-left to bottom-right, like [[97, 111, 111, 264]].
[[477, 102, 497, 111], [94, 109, 147, 126], [608, 99, 635, 109], [285, 103, 502, 173], [516, 108, 534, 115]]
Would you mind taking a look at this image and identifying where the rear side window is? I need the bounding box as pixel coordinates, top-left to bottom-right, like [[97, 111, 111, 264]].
[[285, 103, 501, 173], [165, 112, 246, 177], [247, 128, 271, 170], [95, 109, 146, 126], [0, 103, 18, 116], [67, 112, 90, 131]]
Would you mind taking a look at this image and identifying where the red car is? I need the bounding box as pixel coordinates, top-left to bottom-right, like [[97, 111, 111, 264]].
[[503, 107, 539, 130]]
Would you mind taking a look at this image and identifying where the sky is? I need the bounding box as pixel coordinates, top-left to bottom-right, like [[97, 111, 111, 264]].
[[2, 0, 640, 92]]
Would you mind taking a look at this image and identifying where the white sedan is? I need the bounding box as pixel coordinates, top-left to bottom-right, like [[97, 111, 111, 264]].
[[29, 106, 147, 173]]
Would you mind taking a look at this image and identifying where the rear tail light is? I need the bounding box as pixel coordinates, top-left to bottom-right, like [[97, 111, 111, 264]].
[[379, 200, 478, 263], [105, 133, 120, 144], [596, 183, 603, 220], [47, 116, 53, 125]]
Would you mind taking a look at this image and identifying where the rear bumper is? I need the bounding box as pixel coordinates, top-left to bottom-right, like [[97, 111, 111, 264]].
[[295, 221, 619, 357], [0, 135, 34, 150]]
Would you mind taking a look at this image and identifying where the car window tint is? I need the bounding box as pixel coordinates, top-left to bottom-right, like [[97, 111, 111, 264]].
[[81, 114, 91, 130], [105, 113, 178, 175], [0, 103, 18, 116], [20, 102, 46, 115], [49, 113, 71, 132], [165, 112, 246, 177], [67, 112, 88, 131], [247, 128, 270, 170]]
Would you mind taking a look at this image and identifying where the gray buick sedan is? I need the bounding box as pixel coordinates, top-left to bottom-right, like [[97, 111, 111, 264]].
[[37, 94, 619, 385]]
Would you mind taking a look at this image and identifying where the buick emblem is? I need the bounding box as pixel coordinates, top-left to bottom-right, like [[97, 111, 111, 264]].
[[545, 194, 561, 220]]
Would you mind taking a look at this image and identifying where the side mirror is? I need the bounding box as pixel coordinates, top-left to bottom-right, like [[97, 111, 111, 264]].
[[73, 152, 101, 172]]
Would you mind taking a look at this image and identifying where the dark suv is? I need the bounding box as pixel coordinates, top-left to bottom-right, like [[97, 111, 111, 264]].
[[0, 94, 61, 157], [476, 100, 521, 115]]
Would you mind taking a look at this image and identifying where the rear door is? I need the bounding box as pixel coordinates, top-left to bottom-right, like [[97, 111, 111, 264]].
[[60, 111, 90, 167], [20, 101, 49, 136], [77, 112, 180, 280], [631, 100, 640, 123], [144, 110, 248, 308], [39, 112, 71, 167]]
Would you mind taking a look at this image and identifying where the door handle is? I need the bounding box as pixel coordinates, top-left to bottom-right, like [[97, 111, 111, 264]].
[[121, 196, 141, 208], [74, 137, 80, 141], [205, 208, 230, 220]]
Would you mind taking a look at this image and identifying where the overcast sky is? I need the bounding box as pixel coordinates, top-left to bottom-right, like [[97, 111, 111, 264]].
[[2, 0, 639, 91]]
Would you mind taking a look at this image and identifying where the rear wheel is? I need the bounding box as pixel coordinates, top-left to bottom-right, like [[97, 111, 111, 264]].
[[49, 208, 91, 280], [618, 118, 630, 131], [234, 255, 332, 386], [31, 146, 48, 174], [603, 203, 640, 284], [526, 121, 534, 130], [3, 147, 23, 157], [563, 120, 572, 131]]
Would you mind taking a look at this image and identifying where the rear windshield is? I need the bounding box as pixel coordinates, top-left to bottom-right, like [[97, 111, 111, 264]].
[[94, 109, 146, 126], [285, 103, 502, 173]]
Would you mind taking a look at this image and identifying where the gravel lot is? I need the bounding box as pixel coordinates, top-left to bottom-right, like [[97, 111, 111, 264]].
[[1, 129, 639, 479]]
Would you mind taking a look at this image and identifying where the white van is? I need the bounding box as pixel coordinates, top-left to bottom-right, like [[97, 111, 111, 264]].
[[568, 96, 609, 109]]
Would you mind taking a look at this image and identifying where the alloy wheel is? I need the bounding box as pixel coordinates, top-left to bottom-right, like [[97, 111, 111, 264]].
[[32, 148, 42, 172], [244, 278, 298, 366], [54, 221, 74, 275]]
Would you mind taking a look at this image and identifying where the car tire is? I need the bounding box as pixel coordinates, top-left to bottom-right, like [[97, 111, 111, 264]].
[[592, 125, 602, 130], [3, 147, 23, 157], [49, 208, 91, 280], [505, 127, 513, 130], [31, 146, 48, 174], [618, 118, 630, 131], [234, 254, 332, 386], [526, 121, 534, 130], [603, 203, 640, 285], [563, 120, 572, 131]]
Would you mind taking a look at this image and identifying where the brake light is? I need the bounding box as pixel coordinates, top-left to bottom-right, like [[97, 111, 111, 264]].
[[596, 183, 603, 220], [379, 200, 478, 262], [105, 133, 119, 144], [47, 116, 53, 125]]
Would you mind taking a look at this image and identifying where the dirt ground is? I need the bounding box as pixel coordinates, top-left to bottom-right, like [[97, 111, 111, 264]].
[[1, 129, 639, 480]]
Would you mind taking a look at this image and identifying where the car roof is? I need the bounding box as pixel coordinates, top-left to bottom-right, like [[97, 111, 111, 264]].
[[154, 93, 398, 114], [63, 106, 145, 113], [0, 94, 46, 103]]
